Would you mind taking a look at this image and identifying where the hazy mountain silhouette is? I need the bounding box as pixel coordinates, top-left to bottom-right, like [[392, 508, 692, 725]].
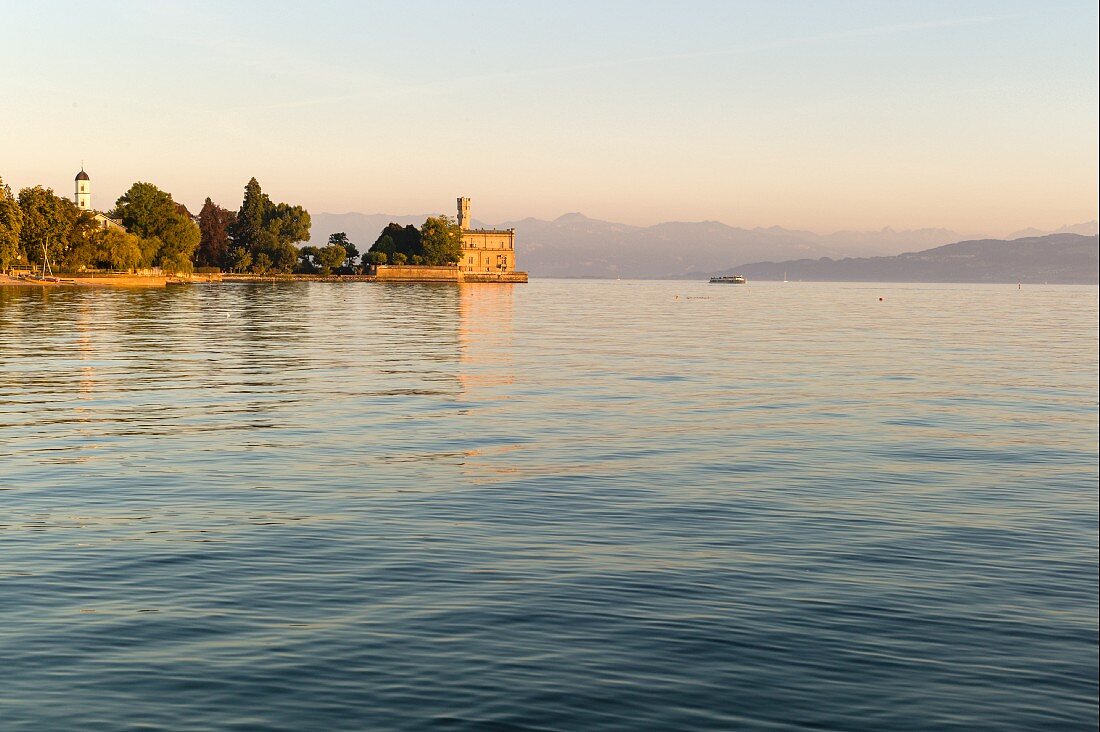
[[498, 214, 862, 278], [1006, 220, 1097, 239], [309, 213, 1097, 280], [727, 234, 1098, 284]]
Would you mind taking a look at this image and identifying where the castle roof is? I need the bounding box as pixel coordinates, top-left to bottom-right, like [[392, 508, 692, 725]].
[[75, 169, 90, 181]]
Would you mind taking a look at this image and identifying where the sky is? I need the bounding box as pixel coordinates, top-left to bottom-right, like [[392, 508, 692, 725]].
[[1, 0, 1097, 234]]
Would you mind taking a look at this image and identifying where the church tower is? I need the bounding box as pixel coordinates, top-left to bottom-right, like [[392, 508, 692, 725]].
[[457, 197, 471, 230], [75, 168, 91, 211]]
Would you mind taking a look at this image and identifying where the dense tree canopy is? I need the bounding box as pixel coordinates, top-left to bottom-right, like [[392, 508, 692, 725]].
[[196, 198, 235, 268], [62, 227, 147, 272], [368, 223, 421, 263], [17, 186, 81, 268], [316, 243, 347, 274], [111, 182, 200, 273], [419, 215, 463, 265], [228, 178, 311, 274], [61, 214, 107, 271], [97, 229, 146, 272], [365, 218, 461, 266], [0, 173, 320, 276], [226, 246, 252, 273]]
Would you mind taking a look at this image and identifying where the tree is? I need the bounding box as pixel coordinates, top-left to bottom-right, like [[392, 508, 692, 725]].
[[0, 177, 23, 271], [56, 223, 146, 273], [229, 177, 267, 254], [111, 182, 200, 271], [328, 232, 358, 269], [316, 243, 347, 274], [161, 248, 194, 275], [371, 233, 396, 259], [252, 252, 273, 274], [229, 178, 311, 273], [270, 241, 299, 273], [157, 216, 201, 274], [419, 215, 463, 265], [369, 223, 421, 261], [226, 246, 252, 273], [66, 210, 100, 268], [138, 235, 162, 269], [297, 245, 320, 273], [111, 182, 173, 238], [344, 242, 359, 269], [365, 251, 387, 266], [18, 186, 76, 268], [391, 252, 408, 265], [96, 228, 145, 271], [196, 198, 235, 268], [267, 202, 311, 245], [61, 219, 98, 271]]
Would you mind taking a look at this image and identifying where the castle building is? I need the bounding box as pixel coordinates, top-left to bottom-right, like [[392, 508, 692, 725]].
[[74, 168, 125, 232], [457, 197, 517, 273]]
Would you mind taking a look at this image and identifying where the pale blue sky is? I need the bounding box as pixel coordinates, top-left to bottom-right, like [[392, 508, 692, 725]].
[[2, 0, 1096, 233]]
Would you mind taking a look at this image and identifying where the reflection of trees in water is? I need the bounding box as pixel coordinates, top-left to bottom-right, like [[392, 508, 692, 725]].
[[0, 282, 519, 426], [205, 282, 469, 404], [1, 287, 108, 400]]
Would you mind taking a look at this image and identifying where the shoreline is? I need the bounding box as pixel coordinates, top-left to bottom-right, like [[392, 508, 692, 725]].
[[0, 273, 168, 288], [2, 269, 529, 288]]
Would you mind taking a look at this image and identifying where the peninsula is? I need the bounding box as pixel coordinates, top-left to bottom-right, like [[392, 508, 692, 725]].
[[0, 169, 526, 286]]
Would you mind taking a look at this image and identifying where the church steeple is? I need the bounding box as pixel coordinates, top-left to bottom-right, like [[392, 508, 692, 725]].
[[75, 166, 91, 210]]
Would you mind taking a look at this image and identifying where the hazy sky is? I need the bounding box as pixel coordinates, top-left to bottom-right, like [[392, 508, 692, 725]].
[[2, 0, 1097, 233]]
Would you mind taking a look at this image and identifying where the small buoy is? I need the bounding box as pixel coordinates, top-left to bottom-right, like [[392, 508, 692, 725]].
[[878, 297, 884, 301]]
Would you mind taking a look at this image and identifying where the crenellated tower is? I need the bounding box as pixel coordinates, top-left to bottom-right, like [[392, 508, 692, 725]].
[[457, 197, 471, 230]]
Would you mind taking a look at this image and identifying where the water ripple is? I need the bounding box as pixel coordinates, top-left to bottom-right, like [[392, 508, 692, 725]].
[[1, 281, 1096, 730]]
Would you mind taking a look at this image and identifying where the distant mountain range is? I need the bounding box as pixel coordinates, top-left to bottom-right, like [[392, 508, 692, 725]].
[[726, 234, 1098, 285], [308, 212, 1097, 280], [1006, 221, 1098, 239]]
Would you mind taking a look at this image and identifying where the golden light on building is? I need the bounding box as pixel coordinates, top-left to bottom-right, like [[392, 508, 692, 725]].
[[457, 197, 517, 274]]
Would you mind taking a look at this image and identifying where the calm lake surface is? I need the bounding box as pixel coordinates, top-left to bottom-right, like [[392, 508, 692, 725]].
[[1, 280, 1097, 731]]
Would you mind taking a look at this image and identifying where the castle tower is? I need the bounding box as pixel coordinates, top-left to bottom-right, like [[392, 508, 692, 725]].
[[75, 168, 91, 211], [457, 197, 471, 230]]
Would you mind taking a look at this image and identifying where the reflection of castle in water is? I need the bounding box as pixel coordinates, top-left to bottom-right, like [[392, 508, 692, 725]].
[[458, 283, 515, 394]]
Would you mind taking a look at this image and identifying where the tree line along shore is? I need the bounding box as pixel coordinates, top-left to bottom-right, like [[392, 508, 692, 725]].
[[0, 174, 464, 279]]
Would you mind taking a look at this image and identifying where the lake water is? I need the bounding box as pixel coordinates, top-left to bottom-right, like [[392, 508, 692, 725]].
[[1, 280, 1097, 731]]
